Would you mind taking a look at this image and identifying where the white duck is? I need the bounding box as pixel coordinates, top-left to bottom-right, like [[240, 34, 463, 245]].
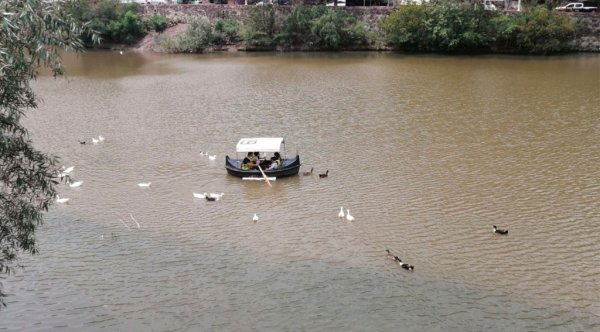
[[208, 155, 216, 160], [137, 182, 151, 187], [68, 179, 83, 188], [345, 209, 355, 221], [98, 135, 105, 142], [92, 137, 99, 144], [56, 195, 70, 204], [252, 213, 259, 222], [338, 206, 345, 218], [206, 192, 224, 200], [62, 166, 74, 174]]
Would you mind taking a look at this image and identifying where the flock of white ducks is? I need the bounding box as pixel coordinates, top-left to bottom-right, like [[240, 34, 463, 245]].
[[338, 206, 355, 221], [56, 135, 107, 203]]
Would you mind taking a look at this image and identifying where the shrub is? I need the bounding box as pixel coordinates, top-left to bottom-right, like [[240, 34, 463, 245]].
[[381, 5, 429, 51], [382, 1, 576, 54], [490, 8, 576, 54], [213, 19, 240, 46], [111, 11, 144, 45], [425, 1, 493, 51], [382, 1, 493, 52], [277, 6, 372, 50], [511, 8, 576, 54], [64, 0, 144, 45], [157, 18, 213, 53], [242, 7, 278, 47], [310, 9, 372, 49], [277, 5, 319, 47], [149, 15, 168, 33]]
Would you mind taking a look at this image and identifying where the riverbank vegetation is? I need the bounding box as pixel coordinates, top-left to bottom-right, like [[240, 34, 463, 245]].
[[155, 6, 374, 52], [382, 1, 577, 54], [65, 0, 582, 54], [65, 0, 166, 45]]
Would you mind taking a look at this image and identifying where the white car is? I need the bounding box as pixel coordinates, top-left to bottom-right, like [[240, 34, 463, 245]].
[[555, 2, 598, 12], [326, 0, 346, 6]]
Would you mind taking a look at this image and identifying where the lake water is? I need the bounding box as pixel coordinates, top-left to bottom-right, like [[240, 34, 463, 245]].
[[2, 51, 599, 331]]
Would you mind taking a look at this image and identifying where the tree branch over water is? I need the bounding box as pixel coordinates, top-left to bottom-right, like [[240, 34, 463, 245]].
[[0, 0, 98, 308]]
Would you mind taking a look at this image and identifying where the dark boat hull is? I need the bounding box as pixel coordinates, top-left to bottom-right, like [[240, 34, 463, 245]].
[[225, 155, 301, 178]]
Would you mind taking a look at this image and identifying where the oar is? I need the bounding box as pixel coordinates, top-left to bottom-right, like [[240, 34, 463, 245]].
[[256, 164, 272, 187]]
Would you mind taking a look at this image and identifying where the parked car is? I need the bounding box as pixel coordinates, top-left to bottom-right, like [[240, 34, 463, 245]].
[[120, 0, 168, 3], [326, 0, 346, 6], [555, 2, 598, 12], [397, 0, 429, 5]]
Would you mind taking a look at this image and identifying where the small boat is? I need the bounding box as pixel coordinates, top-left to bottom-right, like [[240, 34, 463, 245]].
[[225, 137, 300, 179]]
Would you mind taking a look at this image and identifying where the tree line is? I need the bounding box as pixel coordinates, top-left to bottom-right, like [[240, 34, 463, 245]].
[[64, 0, 583, 54]]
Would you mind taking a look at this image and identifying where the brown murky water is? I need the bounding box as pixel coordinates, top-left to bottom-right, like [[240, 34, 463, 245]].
[[3, 51, 599, 330]]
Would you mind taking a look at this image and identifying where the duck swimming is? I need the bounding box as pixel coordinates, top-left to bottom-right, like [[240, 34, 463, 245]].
[[393, 256, 415, 271], [385, 249, 401, 262], [385, 250, 414, 271], [397, 259, 415, 271], [56, 195, 70, 204], [68, 178, 83, 188], [303, 168, 313, 176], [493, 225, 508, 235], [319, 170, 329, 178], [61, 166, 74, 174], [385, 249, 394, 259], [345, 209, 354, 221], [208, 192, 224, 200]]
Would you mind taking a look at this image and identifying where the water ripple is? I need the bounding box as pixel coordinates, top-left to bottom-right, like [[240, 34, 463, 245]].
[[4, 52, 598, 331]]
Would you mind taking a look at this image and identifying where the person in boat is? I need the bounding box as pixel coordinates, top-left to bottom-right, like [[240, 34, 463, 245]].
[[258, 152, 274, 169], [267, 152, 281, 170], [241, 152, 257, 170], [251, 152, 262, 169], [254, 152, 266, 168]]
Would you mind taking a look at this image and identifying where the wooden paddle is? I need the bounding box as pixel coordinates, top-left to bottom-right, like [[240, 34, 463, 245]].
[[256, 163, 272, 187]]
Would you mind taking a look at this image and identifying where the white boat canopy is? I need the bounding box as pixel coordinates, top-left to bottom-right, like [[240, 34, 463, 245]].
[[236, 137, 284, 153]]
